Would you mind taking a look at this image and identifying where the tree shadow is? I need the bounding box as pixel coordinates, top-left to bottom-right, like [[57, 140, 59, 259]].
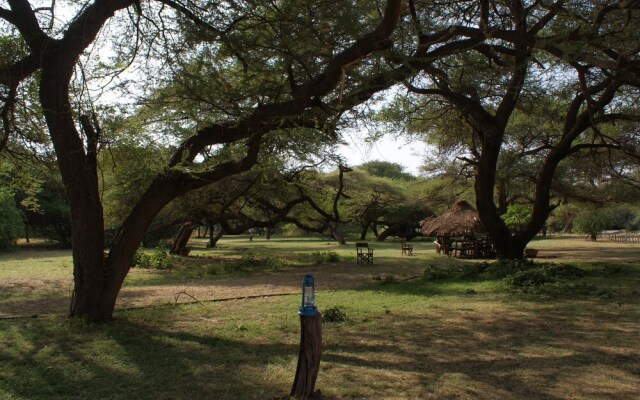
[[0, 317, 298, 399], [319, 301, 640, 399], [0, 293, 70, 317]]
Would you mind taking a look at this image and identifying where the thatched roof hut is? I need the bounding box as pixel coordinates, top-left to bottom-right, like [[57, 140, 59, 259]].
[[420, 200, 484, 237]]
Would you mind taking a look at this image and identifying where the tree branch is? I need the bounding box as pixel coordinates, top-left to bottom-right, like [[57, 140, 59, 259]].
[[168, 0, 403, 165], [6, 0, 48, 51]]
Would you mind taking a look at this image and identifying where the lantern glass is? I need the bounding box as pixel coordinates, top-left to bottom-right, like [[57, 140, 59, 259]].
[[299, 273, 317, 316], [303, 283, 314, 307]]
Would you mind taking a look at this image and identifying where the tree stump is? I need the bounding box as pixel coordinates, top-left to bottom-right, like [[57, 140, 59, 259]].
[[290, 313, 322, 399]]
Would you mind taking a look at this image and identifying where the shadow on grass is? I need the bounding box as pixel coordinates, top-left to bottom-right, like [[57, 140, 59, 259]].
[[319, 299, 640, 399], [535, 245, 640, 263], [0, 316, 297, 400], [2, 277, 638, 399], [357, 259, 640, 303]]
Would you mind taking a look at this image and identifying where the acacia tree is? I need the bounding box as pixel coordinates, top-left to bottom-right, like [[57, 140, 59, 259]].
[[165, 160, 338, 253], [384, 0, 640, 258], [0, 0, 404, 321]]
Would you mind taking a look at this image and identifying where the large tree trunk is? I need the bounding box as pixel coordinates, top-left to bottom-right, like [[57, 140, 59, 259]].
[[496, 179, 508, 215], [372, 223, 380, 240], [207, 219, 215, 245], [562, 212, 575, 233], [209, 228, 224, 248], [207, 219, 225, 248], [101, 174, 201, 319], [329, 222, 346, 245], [265, 226, 273, 240], [469, 47, 531, 260], [359, 222, 369, 240], [474, 126, 525, 259], [170, 221, 197, 254], [375, 223, 402, 241], [41, 55, 110, 320]]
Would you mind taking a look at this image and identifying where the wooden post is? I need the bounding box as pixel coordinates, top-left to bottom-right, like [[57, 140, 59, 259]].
[[290, 313, 322, 399]]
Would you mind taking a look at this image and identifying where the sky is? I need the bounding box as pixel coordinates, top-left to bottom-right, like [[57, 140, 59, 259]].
[[337, 131, 431, 176]]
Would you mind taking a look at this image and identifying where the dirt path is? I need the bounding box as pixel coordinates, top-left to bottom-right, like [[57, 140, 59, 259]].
[[0, 263, 423, 318]]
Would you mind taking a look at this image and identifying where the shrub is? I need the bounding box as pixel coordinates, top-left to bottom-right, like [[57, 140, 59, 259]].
[[423, 263, 481, 281], [310, 251, 340, 264], [544, 263, 584, 278], [132, 244, 171, 269], [484, 258, 535, 278], [506, 269, 554, 287], [150, 246, 171, 269], [132, 244, 151, 268], [223, 254, 281, 272], [499, 261, 600, 297], [322, 306, 347, 323], [423, 265, 451, 281]]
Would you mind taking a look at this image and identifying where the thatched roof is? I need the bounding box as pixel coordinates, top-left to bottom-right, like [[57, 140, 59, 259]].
[[420, 200, 484, 237]]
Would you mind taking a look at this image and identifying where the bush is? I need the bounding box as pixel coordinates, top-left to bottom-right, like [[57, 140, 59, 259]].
[[499, 261, 600, 297], [223, 254, 281, 272], [423, 263, 481, 281], [132, 245, 151, 268], [132, 244, 171, 269], [322, 306, 347, 323], [484, 258, 535, 278], [506, 269, 554, 287], [423, 265, 453, 281], [310, 251, 340, 264], [544, 263, 585, 278], [150, 246, 171, 269]]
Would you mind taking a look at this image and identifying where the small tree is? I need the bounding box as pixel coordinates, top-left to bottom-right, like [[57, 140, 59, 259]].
[[573, 207, 611, 241], [0, 187, 23, 251], [502, 204, 532, 234]]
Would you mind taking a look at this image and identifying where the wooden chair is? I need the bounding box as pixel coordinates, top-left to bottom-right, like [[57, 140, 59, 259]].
[[355, 242, 373, 265], [401, 241, 413, 256]]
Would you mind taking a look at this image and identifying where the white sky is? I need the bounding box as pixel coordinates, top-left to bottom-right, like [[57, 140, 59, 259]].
[[338, 131, 431, 176]]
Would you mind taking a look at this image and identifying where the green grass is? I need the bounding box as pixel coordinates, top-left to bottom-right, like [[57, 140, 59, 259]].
[[1, 236, 639, 399], [0, 250, 72, 279]]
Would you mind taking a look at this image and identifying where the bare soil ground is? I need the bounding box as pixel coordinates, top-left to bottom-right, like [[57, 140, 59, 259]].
[[0, 260, 424, 318]]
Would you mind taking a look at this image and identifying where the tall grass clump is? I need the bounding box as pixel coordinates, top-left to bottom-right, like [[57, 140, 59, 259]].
[[309, 251, 340, 264], [222, 254, 282, 273]]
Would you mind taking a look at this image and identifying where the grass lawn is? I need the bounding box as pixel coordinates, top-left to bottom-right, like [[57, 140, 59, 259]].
[[0, 236, 639, 399]]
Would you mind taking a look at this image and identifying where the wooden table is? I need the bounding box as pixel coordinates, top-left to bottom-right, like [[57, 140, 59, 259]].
[[451, 238, 494, 259]]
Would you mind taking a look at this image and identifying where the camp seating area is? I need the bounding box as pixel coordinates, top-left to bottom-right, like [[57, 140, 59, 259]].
[[449, 238, 495, 259], [355, 242, 374, 264], [401, 241, 413, 255], [434, 237, 494, 259]]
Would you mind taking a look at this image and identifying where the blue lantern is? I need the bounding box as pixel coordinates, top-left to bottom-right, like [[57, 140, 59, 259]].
[[299, 273, 318, 316]]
